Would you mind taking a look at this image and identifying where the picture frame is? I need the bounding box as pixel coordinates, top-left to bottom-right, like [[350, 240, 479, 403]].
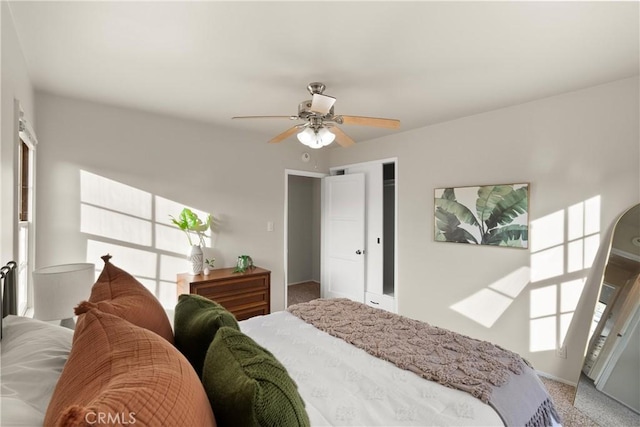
[[434, 183, 529, 249]]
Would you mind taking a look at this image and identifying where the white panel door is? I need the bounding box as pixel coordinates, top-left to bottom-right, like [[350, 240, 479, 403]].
[[321, 174, 365, 302], [345, 162, 383, 295]]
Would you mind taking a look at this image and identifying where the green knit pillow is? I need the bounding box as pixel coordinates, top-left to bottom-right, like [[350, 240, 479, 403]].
[[202, 327, 310, 427], [174, 294, 239, 377]]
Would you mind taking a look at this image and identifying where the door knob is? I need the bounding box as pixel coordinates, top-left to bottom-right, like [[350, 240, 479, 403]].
[[356, 250, 363, 255]]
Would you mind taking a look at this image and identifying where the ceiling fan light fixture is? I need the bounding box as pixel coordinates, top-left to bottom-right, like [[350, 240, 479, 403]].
[[318, 127, 335, 146], [307, 139, 324, 150], [296, 127, 315, 145], [296, 126, 335, 149]]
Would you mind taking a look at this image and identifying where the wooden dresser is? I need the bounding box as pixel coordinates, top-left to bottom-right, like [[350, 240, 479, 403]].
[[177, 267, 270, 321]]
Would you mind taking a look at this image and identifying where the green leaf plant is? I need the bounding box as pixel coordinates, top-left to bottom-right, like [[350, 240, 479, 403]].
[[435, 185, 528, 247], [169, 208, 213, 247]]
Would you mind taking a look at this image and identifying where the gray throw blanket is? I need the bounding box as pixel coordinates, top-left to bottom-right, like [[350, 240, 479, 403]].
[[288, 298, 560, 427]]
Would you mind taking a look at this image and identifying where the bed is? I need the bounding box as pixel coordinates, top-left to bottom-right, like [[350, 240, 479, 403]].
[[1, 257, 561, 426]]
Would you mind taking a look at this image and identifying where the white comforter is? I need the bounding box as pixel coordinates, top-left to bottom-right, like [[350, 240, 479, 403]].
[[2, 311, 558, 427], [1, 316, 74, 425], [241, 311, 505, 426]]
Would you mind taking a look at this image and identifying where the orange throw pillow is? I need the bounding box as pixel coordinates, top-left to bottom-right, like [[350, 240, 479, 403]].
[[75, 254, 173, 343], [45, 308, 216, 427]]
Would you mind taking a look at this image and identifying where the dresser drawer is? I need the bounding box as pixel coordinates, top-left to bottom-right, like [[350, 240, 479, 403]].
[[193, 283, 268, 315], [177, 267, 271, 321]]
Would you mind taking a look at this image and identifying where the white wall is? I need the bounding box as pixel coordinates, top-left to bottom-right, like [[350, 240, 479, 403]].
[[34, 92, 329, 312], [328, 77, 640, 384], [1, 3, 35, 264]]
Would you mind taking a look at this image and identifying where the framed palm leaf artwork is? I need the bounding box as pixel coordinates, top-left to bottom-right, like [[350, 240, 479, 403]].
[[434, 183, 529, 248]]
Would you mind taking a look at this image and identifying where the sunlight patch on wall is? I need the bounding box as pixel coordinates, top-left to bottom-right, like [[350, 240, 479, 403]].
[[530, 246, 564, 282], [583, 235, 600, 269], [159, 254, 189, 282], [567, 197, 601, 272], [567, 240, 585, 273], [531, 285, 557, 318], [158, 280, 178, 308], [530, 210, 564, 253], [156, 196, 185, 226], [158, 255, 194, 308], [450, 267, 530, 328], [488, 266, 531, 298], [81, 170, 152, 219], [80, 171, 214, 309], [561, 279, 586, 312], [87, 240, 157, 279], [81, 204, 152, 246], [155, 223, 189, 253], [530, 316, 557, 352], [528, 196, 600, 352], [558, 279, 585, 344], [570, 197, 601, 271], [560, 312, 574, 345], [451, 289, 513, 328]]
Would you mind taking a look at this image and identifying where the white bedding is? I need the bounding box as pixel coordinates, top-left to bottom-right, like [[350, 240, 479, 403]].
[[1, 315, 73, 426], [2, 311, 560, 427], [241, 311, 505, 426]]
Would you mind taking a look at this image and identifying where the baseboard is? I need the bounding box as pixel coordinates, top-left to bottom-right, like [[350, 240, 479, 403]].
[[288, 280, 320, 287], [536, 370, 578, 387]]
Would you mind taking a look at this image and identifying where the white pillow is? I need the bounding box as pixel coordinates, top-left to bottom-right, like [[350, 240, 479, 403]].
[[1, 315, 73, 425]]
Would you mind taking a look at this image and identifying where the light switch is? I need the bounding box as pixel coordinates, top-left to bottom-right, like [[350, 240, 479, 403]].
[[267, 221, 274, 232]]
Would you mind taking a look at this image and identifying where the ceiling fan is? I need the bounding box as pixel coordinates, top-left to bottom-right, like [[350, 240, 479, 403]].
[[232, 82, 400, 148]]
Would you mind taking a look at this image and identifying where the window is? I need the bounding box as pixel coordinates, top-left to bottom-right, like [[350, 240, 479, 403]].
[[17, 112, 37, 315], [19, 141, 30, 221]]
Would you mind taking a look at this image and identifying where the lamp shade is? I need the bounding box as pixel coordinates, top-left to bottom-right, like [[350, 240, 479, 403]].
[[296, 127, 315, 145], [317, 127, 335, 146], [33, 263, 95, 321], [296, 127, 335, 149]]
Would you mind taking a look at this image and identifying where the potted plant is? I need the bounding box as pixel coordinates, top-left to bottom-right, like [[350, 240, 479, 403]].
[[170, 208, 212, 275], [234, 255, 254, 273], [203, 258, 216, 275]]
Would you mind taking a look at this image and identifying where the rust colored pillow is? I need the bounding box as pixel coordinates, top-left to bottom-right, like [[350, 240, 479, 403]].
[[44, 308, 216, 427], [75, 254, 173, 343]]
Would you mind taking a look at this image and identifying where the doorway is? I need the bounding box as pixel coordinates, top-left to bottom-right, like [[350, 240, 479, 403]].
[[284, 160, 398, 311], [284, 170, 325, 307]]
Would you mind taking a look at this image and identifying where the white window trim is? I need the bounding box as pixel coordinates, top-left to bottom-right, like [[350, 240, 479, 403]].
[[16, 103, 38, 315]]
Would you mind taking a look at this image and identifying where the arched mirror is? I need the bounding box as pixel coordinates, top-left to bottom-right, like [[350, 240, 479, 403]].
[[574, 204, 640, 425]]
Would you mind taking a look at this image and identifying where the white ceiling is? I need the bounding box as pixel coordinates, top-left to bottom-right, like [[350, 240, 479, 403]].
[[7, 1, 639, 144]]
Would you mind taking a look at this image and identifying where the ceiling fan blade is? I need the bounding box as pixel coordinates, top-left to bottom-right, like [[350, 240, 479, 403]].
[[340, 115, 401, 129], [330, 126, 355, 148], [268, 126, 300, 144], [310, 94, 336, 115], [232, 115, 298, 120]]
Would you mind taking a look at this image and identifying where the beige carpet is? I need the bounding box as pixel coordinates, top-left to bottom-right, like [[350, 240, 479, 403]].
[[287, 281, 320, 306], [539, 376, 598, 427], [572, 373, 640, 426]]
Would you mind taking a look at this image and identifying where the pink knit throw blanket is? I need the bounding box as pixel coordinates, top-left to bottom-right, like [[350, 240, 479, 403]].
[[288, 298, 560, 427]]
